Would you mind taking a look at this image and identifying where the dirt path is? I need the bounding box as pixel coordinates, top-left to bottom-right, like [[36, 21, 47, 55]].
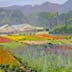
[[21, 40, 48, 45]]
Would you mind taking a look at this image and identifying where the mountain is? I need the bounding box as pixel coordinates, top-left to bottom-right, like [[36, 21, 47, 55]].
[[3, 0, 72, 15], [0, 0, 72, 31], [59, 0, 72, 13], [3, 2, 60, 15], [0, 8, 28, 25]]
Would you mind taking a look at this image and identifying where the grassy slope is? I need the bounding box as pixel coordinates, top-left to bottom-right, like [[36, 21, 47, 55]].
[[49, 24, 72, 35], [0, 41, 23, 49], [12, 45, 72, 72]]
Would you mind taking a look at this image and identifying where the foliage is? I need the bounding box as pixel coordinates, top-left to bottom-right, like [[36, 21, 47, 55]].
[[1, 41, 23, 49], [49, 25, 72, 35], [0, 64, 25, 72]]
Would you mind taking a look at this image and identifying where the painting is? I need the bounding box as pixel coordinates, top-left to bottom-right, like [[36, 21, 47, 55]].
[[0, 0, 72, 72]]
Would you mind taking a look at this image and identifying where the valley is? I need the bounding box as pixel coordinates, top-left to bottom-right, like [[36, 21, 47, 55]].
[[0, 0, 72, 72]]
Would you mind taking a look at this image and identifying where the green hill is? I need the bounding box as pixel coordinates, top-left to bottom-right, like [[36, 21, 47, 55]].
[[49, 25, 72, 35]]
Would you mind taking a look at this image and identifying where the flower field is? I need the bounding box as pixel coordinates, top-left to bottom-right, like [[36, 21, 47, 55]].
[[0, 35, 72, 72]]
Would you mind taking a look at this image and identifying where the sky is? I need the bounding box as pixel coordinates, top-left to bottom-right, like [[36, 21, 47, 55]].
[[0, 0, 68, 7]]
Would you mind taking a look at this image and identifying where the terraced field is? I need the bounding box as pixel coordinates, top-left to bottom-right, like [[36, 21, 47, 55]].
[[0, 35, 72, 72], [2, 35, 72, 46], [0, 36, 13, 43]]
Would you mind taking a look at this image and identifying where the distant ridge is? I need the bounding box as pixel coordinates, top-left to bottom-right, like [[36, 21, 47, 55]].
[[0, 0, 72, 29], [3, 0, 72, 14]]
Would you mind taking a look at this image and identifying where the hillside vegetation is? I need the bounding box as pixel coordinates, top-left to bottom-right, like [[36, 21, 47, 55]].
[[49, 25, 72, 35]]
